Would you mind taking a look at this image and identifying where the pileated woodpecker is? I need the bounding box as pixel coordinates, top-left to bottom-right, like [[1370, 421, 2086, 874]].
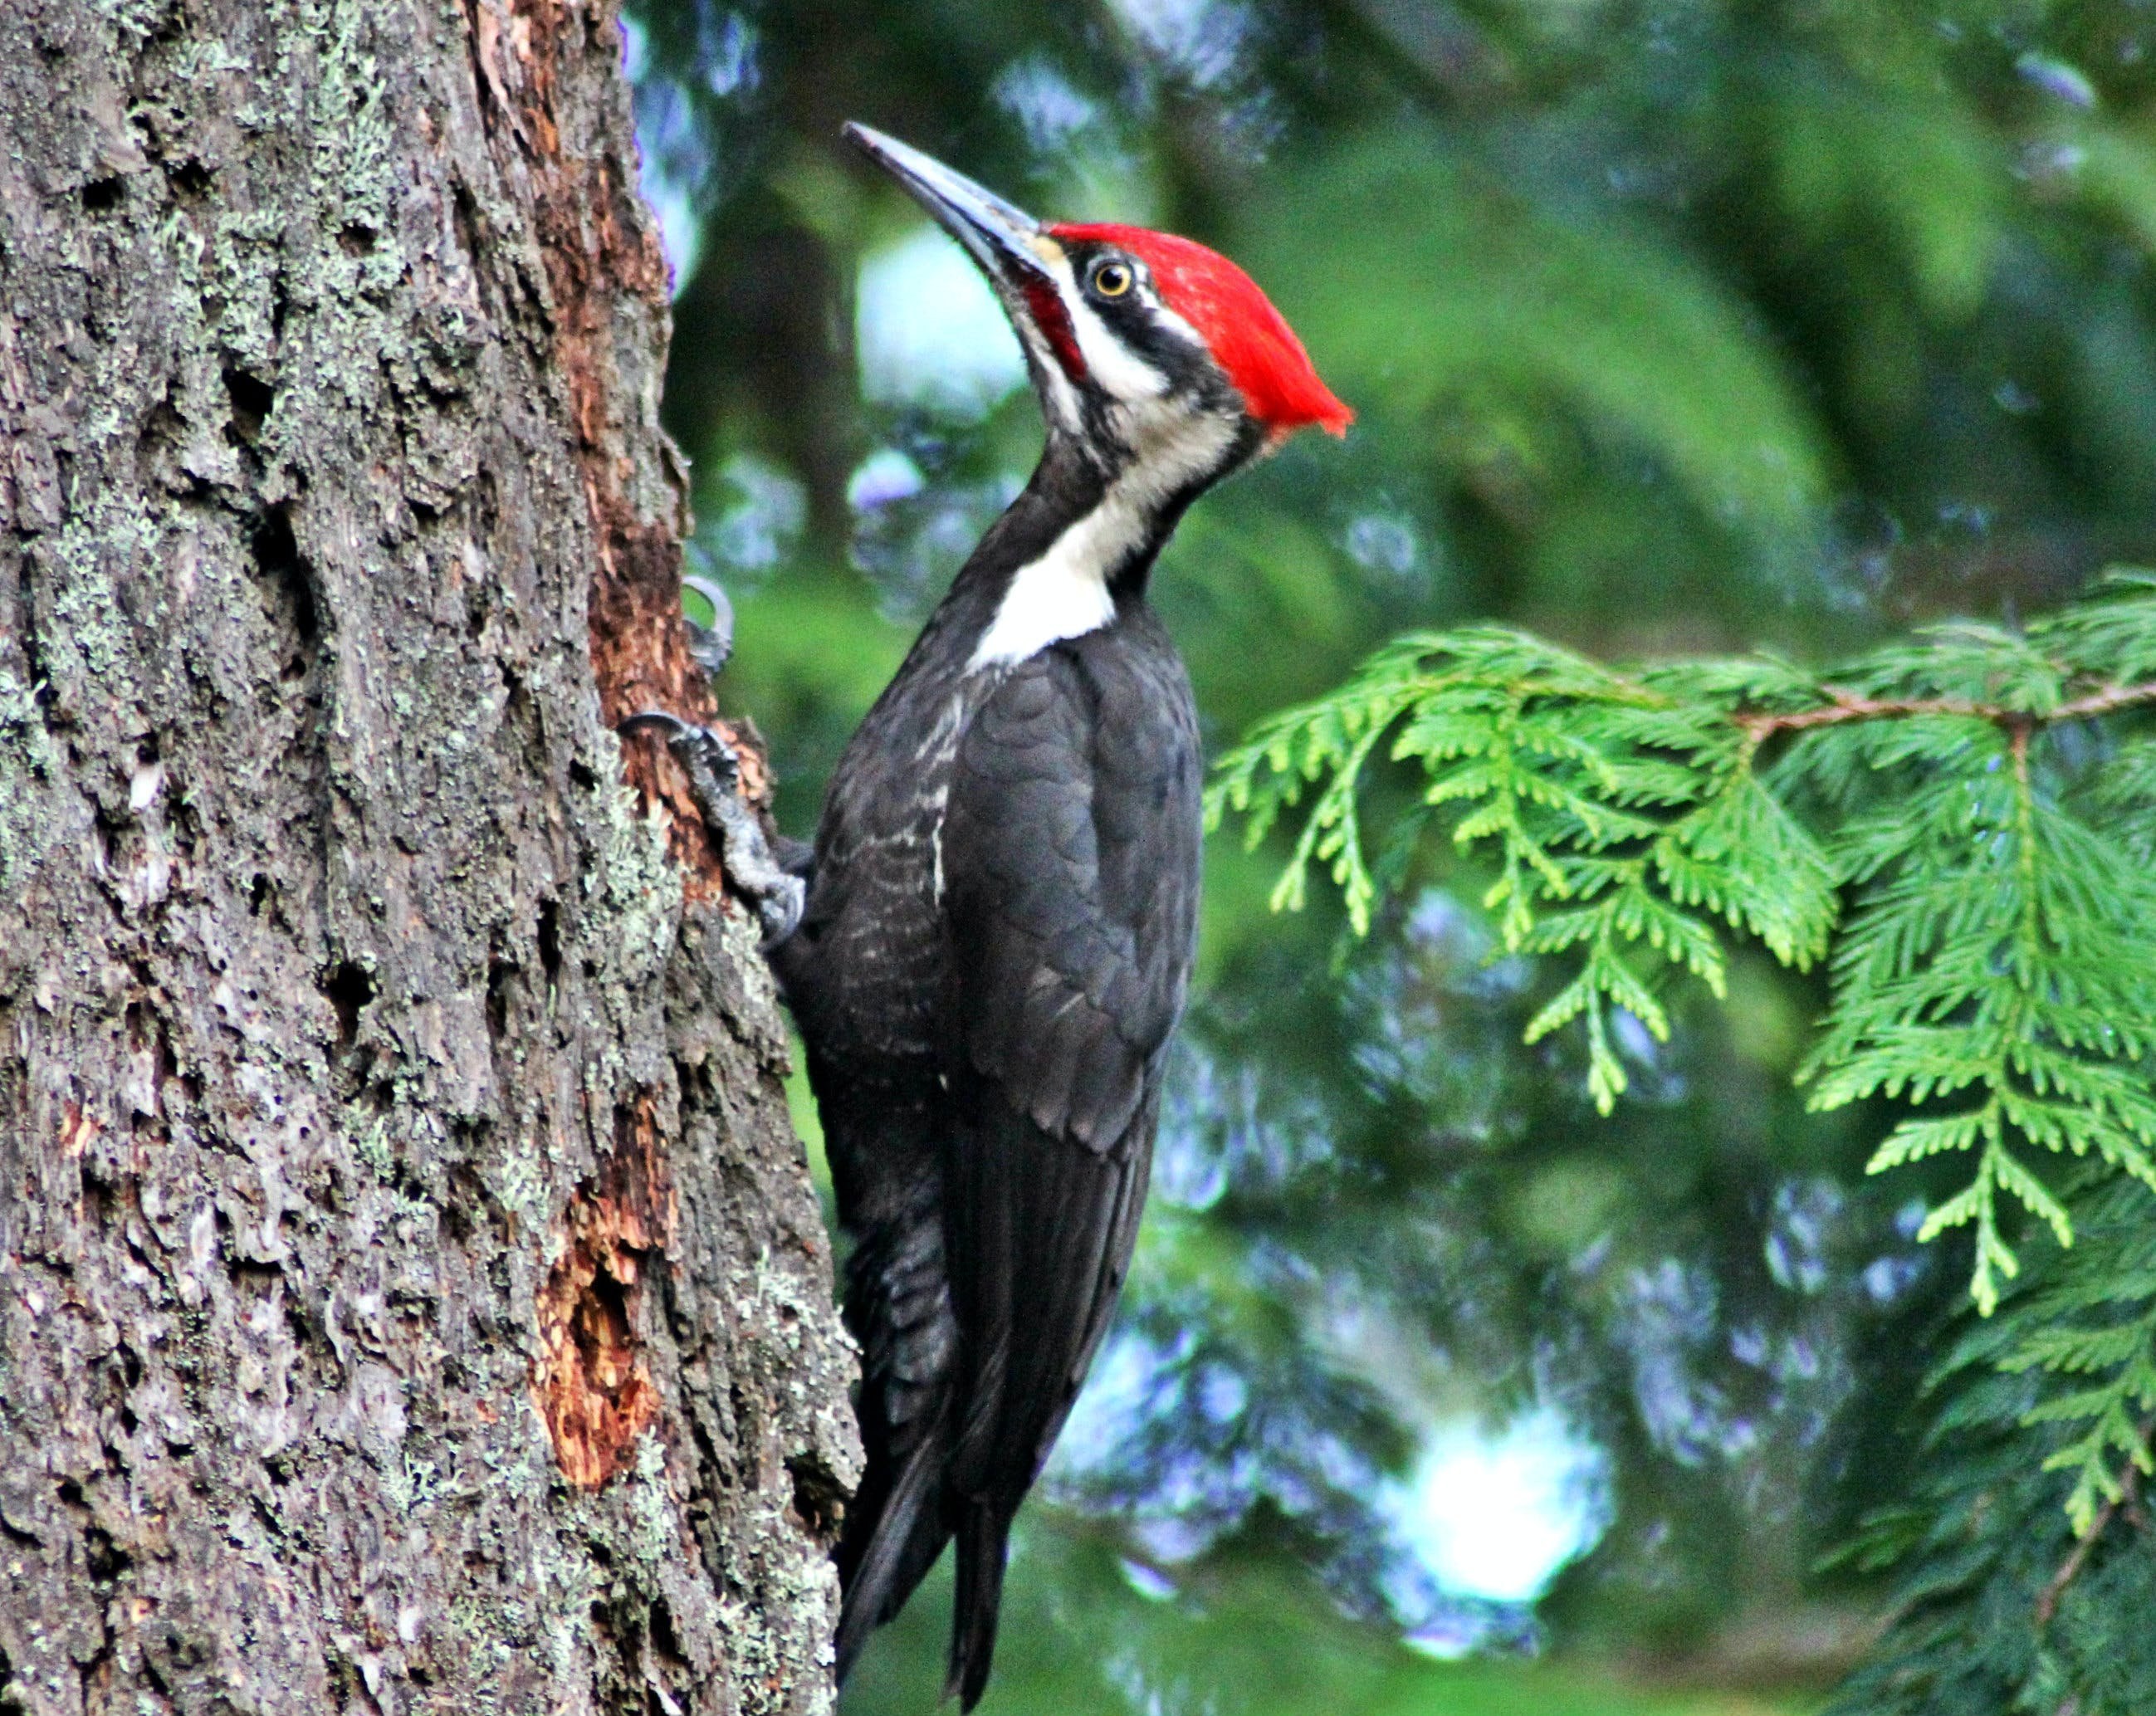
[[638, 125, 1347, 1708]]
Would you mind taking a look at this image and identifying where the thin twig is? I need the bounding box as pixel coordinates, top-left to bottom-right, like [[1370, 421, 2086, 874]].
[[1736, 679, 2156, 741], [2036, 1420, 2155, 1628]]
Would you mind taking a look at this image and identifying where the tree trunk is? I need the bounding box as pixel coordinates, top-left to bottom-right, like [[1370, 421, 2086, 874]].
[[0, 2, 857, 1713]]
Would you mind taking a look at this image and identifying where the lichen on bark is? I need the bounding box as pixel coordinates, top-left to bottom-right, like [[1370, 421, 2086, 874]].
[[0, 1, 857, 1712]]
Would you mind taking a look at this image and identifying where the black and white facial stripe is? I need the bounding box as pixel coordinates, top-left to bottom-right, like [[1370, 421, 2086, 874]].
[[970, 237, 1262, 671]]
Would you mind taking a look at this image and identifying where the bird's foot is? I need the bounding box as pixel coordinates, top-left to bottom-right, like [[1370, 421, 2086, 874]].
[[618, 711, 804, 948]]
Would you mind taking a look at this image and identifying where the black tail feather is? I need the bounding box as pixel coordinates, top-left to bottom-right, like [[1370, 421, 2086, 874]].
[[944, 1499, 1012, 1711], [835, 1423, 951, 1686]]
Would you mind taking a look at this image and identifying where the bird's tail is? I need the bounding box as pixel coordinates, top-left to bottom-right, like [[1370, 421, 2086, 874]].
[[834, 1415, 952, 1687], [944, 1498, 1014, 1711]]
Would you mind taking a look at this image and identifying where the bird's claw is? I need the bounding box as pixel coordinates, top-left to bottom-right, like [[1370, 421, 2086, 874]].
[[619, 710, 804, 949], [682, 574, 736, 678]]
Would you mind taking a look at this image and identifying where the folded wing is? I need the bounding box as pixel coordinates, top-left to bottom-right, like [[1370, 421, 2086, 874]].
[[936, 643, 1200, 1704]]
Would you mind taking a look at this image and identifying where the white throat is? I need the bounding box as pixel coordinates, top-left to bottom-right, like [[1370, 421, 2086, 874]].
[[967, 408, 1239, 672]]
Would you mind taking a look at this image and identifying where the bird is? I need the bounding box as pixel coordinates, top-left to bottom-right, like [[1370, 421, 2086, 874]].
[[746, 124, 1349, 1707]]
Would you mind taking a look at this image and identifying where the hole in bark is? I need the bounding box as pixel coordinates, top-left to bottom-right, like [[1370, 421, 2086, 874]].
[[648, 1597, 687, 1674], [165, 159, 211, 197], [534, 1204, 658, 1489], [485, 936, 515, 1045], [338, 222, 376, 257], [282, 1288, 312, 1347], [224, 1254, 284, 1298], [536, 900, 562, 985], [441, 1163, 484, 1244], [248, 873, 271, 916], [55, 1480, 93, 1531], [80, 1161, 113, 1226], [439, 1190, 474, 1250], [17, 550, 46, 696], [323, 960, 376, 1045], [247, 506, 318, 664], [83, 1525, 128, 1582], [785, 1452, 845, 1539], [223, 369, 274, 447], [571, 1266, 633, 1378], [450, 183, 482, 265], [498, 665, 530, 735], [568, 759, 598, 790], [81, 177, 124, 212], [0, 1516, 38, 1551], [135, 386, 187, 490]]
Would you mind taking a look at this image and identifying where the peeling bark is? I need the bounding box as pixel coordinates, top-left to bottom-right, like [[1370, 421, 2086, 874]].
[[0, 2, 858, 1713]]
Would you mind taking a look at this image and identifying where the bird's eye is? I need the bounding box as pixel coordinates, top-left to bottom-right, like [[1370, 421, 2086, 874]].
[[1090, 261, 1134, 299]]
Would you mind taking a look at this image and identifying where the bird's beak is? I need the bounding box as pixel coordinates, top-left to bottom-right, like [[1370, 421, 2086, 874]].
[[843, 122, 1058, 300]]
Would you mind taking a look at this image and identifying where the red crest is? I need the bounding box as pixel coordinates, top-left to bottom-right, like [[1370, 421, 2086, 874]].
[[1050, 223, 1353, 439]]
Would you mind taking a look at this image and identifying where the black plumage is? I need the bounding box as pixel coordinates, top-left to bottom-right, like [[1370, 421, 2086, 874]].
[[771, 437, 1204, 1704], [765, 123, 1347, 1708]]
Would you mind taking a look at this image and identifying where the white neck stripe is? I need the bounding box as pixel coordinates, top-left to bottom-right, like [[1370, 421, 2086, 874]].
[[966, 493, 1136, 671], [967, 408, 1243, 672]]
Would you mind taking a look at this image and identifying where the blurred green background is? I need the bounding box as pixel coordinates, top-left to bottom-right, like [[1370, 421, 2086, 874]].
[[618, 2, 2156, 1709]]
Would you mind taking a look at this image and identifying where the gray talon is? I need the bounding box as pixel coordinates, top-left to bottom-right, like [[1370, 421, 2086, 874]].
[[620, 710, 805, 948], [682, 575, 736, 677]]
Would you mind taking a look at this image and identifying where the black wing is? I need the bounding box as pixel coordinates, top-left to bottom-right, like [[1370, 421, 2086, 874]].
[[936, 636, 1200, 1702]]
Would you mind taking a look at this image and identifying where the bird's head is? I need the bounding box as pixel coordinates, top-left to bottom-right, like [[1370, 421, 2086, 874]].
[[844, 124, 1350, 498]]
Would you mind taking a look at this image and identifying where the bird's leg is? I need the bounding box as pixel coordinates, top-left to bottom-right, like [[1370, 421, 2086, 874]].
[[618, 711, 806, 949]]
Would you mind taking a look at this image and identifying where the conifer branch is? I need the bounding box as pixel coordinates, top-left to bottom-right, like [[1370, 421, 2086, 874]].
[[1212, 574, 2156, 1513], [2035, 1416, 2153, 1628], [1735, 677, 2156, 741]]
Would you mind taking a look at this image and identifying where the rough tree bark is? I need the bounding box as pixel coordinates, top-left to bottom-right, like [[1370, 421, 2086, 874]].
[[0, 2, 858, 1713]]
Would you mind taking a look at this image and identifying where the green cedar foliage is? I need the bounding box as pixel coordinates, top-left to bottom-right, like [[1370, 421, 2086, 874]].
[[1821, 1174, 2156, 1716], [1209, 574, 2156, 1540]]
